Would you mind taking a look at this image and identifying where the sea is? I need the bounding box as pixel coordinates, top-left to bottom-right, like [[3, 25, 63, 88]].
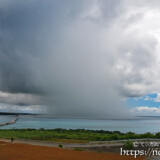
[[0, 115, 160, 134]]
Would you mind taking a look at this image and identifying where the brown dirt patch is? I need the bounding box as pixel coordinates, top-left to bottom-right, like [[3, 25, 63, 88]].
[[0, 141, 145, 160]]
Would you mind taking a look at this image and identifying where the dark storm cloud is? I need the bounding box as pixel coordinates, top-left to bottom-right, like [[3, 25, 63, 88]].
[[0, 0, 160, 118], [0, 0, 66, 94], [0, 0, 100, 94]]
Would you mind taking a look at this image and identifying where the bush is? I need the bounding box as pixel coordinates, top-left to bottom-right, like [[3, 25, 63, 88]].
[[59, 144, 63, 148], [155, 132, 160, 138], [123, 141, 134, 150]]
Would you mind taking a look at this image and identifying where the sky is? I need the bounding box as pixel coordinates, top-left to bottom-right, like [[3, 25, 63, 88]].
[[0, 0, 160, 118]]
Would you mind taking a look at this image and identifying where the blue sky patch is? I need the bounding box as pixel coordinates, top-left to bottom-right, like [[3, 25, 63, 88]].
[[127, 93, 160, 108]]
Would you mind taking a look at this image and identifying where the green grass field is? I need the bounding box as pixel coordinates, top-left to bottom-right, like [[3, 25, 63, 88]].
[[0, 128, 159, 142]]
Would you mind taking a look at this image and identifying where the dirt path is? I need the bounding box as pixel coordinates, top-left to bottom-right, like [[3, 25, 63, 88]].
[[0, 138, 123, 148]]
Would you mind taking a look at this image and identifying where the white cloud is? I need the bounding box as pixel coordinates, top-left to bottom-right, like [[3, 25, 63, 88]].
[[131, 106, 160, 116], [144, 96, 153, 101], [154, 93, 160, 102], [0, 103, 45, 113], [0, 91, 45, 105]]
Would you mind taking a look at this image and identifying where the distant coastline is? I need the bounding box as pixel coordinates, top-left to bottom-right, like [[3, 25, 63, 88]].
[[0, 112, 39, 127], [0, 112, 39, 116], [0, 116, 19, 126]]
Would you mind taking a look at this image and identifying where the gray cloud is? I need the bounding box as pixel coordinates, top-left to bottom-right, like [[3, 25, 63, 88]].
[[0, 0, 160, 118]]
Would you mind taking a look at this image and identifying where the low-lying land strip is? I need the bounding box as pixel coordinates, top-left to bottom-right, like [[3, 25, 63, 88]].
[[0, 129, 159, 142]]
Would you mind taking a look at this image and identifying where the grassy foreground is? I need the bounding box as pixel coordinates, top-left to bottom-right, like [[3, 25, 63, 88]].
[[0, 128, 159, 141]]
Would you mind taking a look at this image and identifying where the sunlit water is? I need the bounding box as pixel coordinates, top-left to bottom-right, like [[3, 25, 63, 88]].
[[0, 115, 160, 133]]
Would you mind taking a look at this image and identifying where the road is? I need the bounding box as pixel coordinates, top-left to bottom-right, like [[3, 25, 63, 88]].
[[0, 138, 123, 148]]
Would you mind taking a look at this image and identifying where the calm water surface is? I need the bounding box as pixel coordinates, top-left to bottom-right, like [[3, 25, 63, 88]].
[[0, 115, 159, 133]]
